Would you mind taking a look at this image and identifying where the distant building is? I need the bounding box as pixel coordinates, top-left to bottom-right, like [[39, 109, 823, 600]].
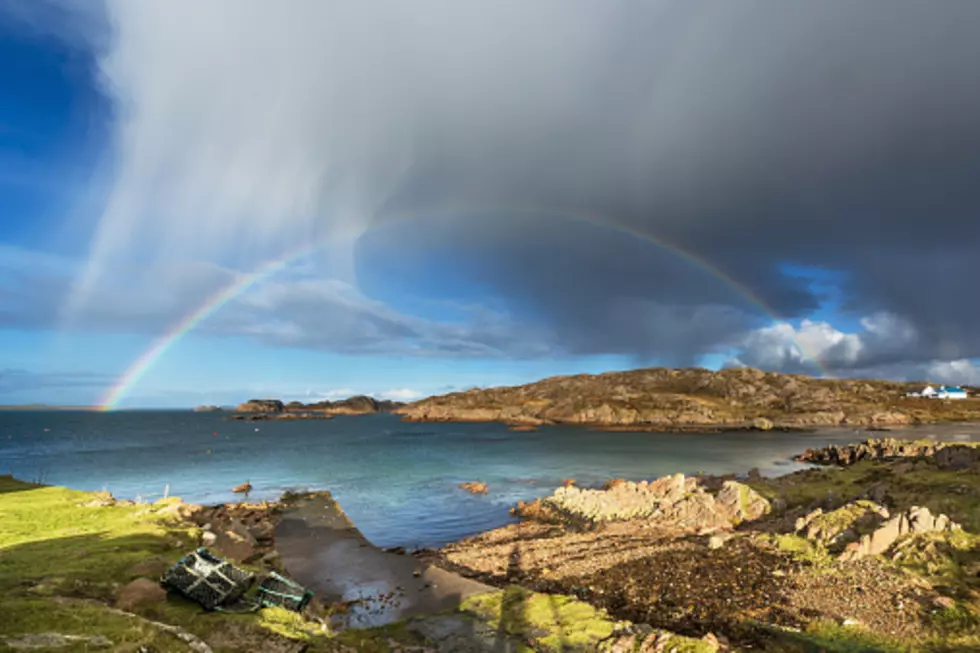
[[936, 386, 968, 400], [906, 385, 967, 399]]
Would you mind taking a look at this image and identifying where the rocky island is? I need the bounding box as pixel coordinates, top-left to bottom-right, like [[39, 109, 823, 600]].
[[396, 366, 980, 430], [227, 395, 405, 421]]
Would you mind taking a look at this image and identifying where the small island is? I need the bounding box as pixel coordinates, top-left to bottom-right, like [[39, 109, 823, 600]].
[[192, 405, 224, 412], [225, 395, 405, 421]]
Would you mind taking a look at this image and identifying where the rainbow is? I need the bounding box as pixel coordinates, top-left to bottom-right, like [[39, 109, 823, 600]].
[[96, 240, 327, 410], [98, 207, 829, 410]]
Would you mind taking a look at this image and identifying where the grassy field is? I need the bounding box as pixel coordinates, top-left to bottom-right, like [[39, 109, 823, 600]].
[[0, 476, 693, 652], [0, 475, 433, 652]]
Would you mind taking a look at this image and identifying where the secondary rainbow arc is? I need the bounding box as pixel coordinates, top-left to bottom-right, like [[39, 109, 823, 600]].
[[97, 207, 829, 410]]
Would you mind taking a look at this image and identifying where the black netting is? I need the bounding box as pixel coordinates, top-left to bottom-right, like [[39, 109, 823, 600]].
[[161, 548, 254, 611], [256, 573, 313, 611]]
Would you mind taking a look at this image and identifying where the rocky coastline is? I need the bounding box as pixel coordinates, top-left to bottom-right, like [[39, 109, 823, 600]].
[[395, 366, 980, 431], [796, 437, 980, 468], [5, 433, 980, 651], [421, 437, 980, 651]]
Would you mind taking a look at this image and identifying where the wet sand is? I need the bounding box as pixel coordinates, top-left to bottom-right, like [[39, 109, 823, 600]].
[[274, 493, 492, 628]]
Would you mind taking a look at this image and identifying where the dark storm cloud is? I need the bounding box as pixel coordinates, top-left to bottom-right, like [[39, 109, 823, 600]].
[[30, 0, 980, 370], [354, 1, 980, 366]]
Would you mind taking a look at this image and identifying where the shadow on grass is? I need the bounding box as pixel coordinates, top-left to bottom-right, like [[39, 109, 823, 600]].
[[0, 474, 45, 495]]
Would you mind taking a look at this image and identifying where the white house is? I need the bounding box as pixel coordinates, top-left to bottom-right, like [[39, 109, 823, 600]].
[[907, 385, 937, 398], [936, 386, 968, 400]]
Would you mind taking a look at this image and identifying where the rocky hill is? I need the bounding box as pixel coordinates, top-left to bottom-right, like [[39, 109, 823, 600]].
[[286, 395, 403, 415], [395, 366, 980, 430]]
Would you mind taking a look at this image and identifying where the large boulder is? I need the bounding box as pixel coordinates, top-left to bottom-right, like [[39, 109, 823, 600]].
[[663, 489, 731, 531], [545, 483, 664, 523], [646, 473, 687, 503], [714, 481, 771, 524], [460, 481, 489, 494], [211, 518, 258, 562], [115, 578, 167, 611]]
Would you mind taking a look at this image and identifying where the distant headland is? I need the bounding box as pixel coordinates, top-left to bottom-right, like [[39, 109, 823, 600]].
[[394, 366, 980, 431], [0, 404, 98, 411]]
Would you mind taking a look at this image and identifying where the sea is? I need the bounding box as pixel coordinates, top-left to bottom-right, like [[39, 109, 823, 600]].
[[2, 411, 977, 549]]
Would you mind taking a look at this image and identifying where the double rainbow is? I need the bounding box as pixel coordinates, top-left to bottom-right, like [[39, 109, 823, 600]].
[[97, 208, 828, 410]]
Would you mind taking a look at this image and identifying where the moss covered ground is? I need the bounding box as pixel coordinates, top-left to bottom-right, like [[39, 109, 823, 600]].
[[747, 459, 980, 532]]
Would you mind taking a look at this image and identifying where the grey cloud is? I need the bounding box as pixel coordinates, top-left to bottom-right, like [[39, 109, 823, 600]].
[[33, 1, 980, 371], [216, 277, 560, 358], [2, 246, 558, 358]]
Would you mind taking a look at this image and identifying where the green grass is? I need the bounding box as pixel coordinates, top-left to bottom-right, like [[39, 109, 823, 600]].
[[0, 477, 353, 652], [784, 619, 911, 653], [1, 476, 643, 653], [748, 459, 980, 533], [772, 533, 835, 568], [461, 585, 619, 652], [653, 634, 718, 653]]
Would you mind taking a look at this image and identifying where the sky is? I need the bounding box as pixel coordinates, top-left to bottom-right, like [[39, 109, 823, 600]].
[[3, 1, 980, 408]]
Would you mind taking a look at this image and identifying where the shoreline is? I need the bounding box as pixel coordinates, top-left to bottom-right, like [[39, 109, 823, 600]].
[[415, 436, 980, 649], [397, 414, 980, 433], [3, 433, 980, 651]]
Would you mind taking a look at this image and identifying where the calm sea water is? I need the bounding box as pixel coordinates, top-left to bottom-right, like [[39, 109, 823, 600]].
[[2, 411, 976, 549]]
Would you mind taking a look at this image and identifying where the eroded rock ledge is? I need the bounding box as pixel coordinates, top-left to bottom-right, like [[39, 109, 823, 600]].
[[512, 473, 771, 530]]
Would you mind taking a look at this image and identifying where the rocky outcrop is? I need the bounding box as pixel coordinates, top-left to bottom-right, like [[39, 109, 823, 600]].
[[193, 405, 223, 412], [187, 500, 282, 564], [395, 366, 980, 429], [235, 399, 284, 413], [797, 439, 980, 469], [519, 474, 769, 530], [839, 505, 959, 561], [794, 501, 960, 561], [794, 501, 890, 548], [715, 480, 771, 524], [459, 481, 489, 494]]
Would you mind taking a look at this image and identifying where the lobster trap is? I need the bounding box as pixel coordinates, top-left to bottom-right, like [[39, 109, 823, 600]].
[[162, 548, 255, 611], [256, 571, 315, 611]]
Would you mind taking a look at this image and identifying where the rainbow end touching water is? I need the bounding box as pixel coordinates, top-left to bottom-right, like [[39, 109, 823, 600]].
[[98, 207, 829, 410]]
